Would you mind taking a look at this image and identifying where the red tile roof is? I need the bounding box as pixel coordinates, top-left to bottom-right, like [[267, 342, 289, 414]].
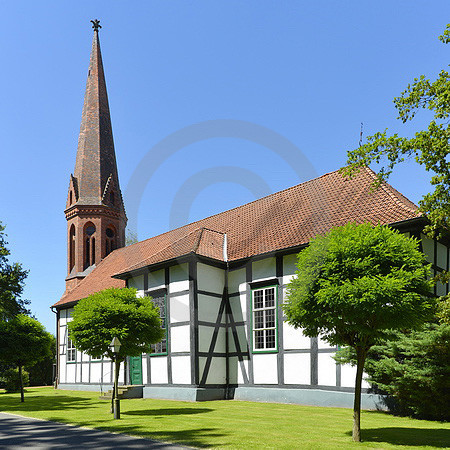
[[53, 167, 420, 308]]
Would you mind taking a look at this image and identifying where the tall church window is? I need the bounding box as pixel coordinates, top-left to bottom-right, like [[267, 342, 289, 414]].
[[69, 225, 76, 271], [110, 191, 115, 206], [84, 223, 96, 269], [251, 286, 278, 352], [150, 295, 167, 355], [105, 226, 116, 256]]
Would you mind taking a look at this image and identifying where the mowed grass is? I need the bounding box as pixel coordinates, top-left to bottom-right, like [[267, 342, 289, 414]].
[[0, 387, 448, 448]]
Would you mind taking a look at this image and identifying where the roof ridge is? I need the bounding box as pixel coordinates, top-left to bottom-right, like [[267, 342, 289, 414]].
[[125, 169, 340, 247], [116, 227, 204, 275]]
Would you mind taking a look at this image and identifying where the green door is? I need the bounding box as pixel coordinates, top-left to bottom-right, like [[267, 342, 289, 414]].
[[129, 356, 143, 385]]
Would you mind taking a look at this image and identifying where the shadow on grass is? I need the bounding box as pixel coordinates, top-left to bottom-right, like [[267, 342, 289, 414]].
[[124, 407, 212, 417], [0, 393, 92, 412], [94, 423, 225, 448], [345, 428, 450, 447]]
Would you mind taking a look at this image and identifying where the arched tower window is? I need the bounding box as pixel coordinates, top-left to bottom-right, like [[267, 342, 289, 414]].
[[84, 223, 96, 269], [110, 191, 115, 206], [105, 226, 116, 257], [69, 191, 73, 205], [69, 225, 76, 272]]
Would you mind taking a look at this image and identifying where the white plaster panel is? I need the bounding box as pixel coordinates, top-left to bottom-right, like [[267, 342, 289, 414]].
[[284, 353, 310, 384], [229, 296, 245, 323], [169, 264, 189, 293], [59, 356, 66, 382], [148, 269, 165, 290], [252, 257, 276, 281], [60, 315, 67, 326], [318, 336, 333, 349], [228, 324, 248, 353], [437, 242, 447, 269], [90, 363, 101, 384], [206, 358, 227, 384], [170, 326, 190, 353], [237, 359, 249, 385], [198, 326, 214, 352], [228, 357, 238, 384], [282, 253, 297, 284], [150, 356, 168, 384], [81, 352, 89, 362], [197, 263, 225, 295], [228, 325, 248, 353], [253, 353, 278, 384], [66, 364, 76, 383], [228, 268, 246, 294], [82, 363, 90, 383], [170, 294, 190, 323], [340, 364, 370, 389], [119, 364, 125, 384], [142, 356, 148, 384], [282, 274, 295, 285], [171, 356, 191, 384], [198, 294, 222, 323], [283, 323, 311, 350], [421, 234, 434, 263], [318, 353, 336, 386], [436, 281, 447, 296], [103, 361, 112, 383], [128, 274, 145, 293], [76, 363, 82, 383]]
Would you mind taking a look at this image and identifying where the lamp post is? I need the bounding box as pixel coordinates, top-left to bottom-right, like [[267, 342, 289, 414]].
[[109, 336, 121, 419]]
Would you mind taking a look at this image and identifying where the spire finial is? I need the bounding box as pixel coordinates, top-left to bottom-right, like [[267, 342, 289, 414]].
[[91, 19, 101, 32]]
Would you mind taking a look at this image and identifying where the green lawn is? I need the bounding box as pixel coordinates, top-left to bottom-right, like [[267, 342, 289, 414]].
[[0, 387, 448, 448]]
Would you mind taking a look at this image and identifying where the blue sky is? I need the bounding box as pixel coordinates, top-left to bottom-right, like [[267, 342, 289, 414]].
[[0, 1, 448, 334]]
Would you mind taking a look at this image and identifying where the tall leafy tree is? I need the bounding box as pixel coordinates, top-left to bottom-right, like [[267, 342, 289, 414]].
[[343, 24, 450, 237], [68, 288, 164, 413], [0, 315, 53, 402], [284, 223, 435, 442], [0, 222, 29, 319]]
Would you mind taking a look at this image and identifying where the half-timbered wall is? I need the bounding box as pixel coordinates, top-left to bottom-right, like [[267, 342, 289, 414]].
[[58, 307, 125, 388], [227, 253, 369, 394]]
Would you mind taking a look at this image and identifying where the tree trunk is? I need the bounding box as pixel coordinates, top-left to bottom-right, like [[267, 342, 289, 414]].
[[352, 347, 367, 442], [19, 365, 24, 403]]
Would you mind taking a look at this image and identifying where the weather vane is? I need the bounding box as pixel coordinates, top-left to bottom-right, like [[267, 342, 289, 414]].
[[91, 19, 101, 32]]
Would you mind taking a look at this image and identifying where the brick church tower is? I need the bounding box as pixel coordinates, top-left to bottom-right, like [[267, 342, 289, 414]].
[[65, 22, 127, 292]]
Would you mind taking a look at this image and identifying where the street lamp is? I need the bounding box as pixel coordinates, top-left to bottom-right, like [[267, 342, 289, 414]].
[[109, 336, 121, 419]]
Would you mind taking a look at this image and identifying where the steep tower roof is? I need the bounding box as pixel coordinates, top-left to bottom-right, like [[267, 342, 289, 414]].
[[70, 25, 125, 214]]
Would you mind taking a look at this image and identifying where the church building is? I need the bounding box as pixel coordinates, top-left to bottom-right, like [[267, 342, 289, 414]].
[[52, 25, 448, 409]]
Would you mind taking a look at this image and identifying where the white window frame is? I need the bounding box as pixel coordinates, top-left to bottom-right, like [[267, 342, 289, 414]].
[[251, 285, 278, 352], [67, 328, 76, 362]]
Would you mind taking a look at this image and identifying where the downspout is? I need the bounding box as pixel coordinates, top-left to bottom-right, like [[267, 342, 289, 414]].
[[223, 234, 231, 399]]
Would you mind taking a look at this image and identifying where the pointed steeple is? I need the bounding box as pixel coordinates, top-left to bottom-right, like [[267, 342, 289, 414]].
[[65, 21, 127, 292], [71, 24, 124, 214]]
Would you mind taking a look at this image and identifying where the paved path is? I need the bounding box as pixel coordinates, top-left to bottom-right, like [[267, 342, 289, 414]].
[[0, 412, 189, 449]]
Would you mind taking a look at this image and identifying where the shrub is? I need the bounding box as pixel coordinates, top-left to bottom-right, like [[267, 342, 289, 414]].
[[2, 368, 29, 392]]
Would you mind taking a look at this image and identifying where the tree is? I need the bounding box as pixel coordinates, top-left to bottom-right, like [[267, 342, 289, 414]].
[[343, 24, 450, 237], [68, 288, 164, 413], [0, 315, 53, 402], [0, 222, 29, 320], [335, 297, 450, 421], [284, 223, 435, 442], [27, 334, 56, 386]]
